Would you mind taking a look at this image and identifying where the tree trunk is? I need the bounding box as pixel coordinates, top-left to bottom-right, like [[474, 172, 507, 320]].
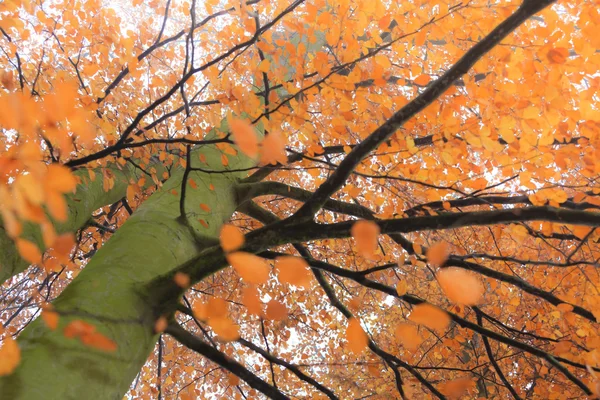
[[0, 142, 253, 399]]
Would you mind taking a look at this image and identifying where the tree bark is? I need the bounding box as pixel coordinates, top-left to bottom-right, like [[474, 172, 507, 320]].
[[0, 142, 253, 399]]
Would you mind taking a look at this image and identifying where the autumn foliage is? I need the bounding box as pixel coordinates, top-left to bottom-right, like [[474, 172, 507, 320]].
[[1, 0, 600, 399]]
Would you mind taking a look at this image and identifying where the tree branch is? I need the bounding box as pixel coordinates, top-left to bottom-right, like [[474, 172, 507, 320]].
[[288, 0, 556, 222], [166, 322, 290, 400]]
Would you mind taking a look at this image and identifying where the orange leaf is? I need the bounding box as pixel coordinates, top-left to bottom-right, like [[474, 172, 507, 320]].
[[346, 318, 368, 353], [221, 153, 229, 166], [209, 317, 240, 342], [229, 118, 259, 158], [49, 233, 75, 263], [573, 226, 593, 240], [265, 299, 288, 321], [63, 320, 96, 339], [188, 179, 197, 189], [546, 47, 569, 64], [126, 184, 138, 204], [220, 224, 245, 252], [275, 256, 312, 288], [200, 203, 211, 212], [80, 332, 117, 352], [413, 243, 422, 255], [0, 336, 20, 376], [413, 74, 431, 86], [394, 323, 422, 351], [557, 303, 574, 313], [46, 190, 68, 222], [242, 286, 263, 316], [408, 303, 450, 332], [348, 297, 361, 312], [436, 267, 484, 305], [16, 238, 42, 264], [154, 317, 168, 333], [227, 252, 270, 284], [260, 131, 287, 166], [572, 192, 586, 203], [40, 221, 56, 248], [16, 174, 44, 205], [228, 373, 240, 386], [42, 257, 61, 273], [426, 242, 449, 267], [206, 297, 228, 320], [440, 377, 471, 399], [173, 272, 190, 288], [192, 302, 209, 321], [42, 310, 59, 330], [46, 164, 77, 193], [351, 220, 380, 258]]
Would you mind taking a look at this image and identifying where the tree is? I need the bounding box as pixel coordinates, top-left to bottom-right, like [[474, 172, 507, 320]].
[[0, 0, 598, 398]]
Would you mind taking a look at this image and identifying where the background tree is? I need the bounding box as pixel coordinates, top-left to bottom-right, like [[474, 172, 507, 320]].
[[0, 0, 599, 398]]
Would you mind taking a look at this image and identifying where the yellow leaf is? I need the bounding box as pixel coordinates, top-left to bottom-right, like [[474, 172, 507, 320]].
[[408, 303, 450, 332], [257, 59, 271, 73], [229, 117, 259, 158], [0, 336, 20, 376], [227, 252, 270, 284], [437, 267, 484, 305], [522, 106, 539, 119], [275, 256, 312, 288], [346, 318, 368, 353], [396, 280, 408, 296], [220, 224, 245, 252]]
